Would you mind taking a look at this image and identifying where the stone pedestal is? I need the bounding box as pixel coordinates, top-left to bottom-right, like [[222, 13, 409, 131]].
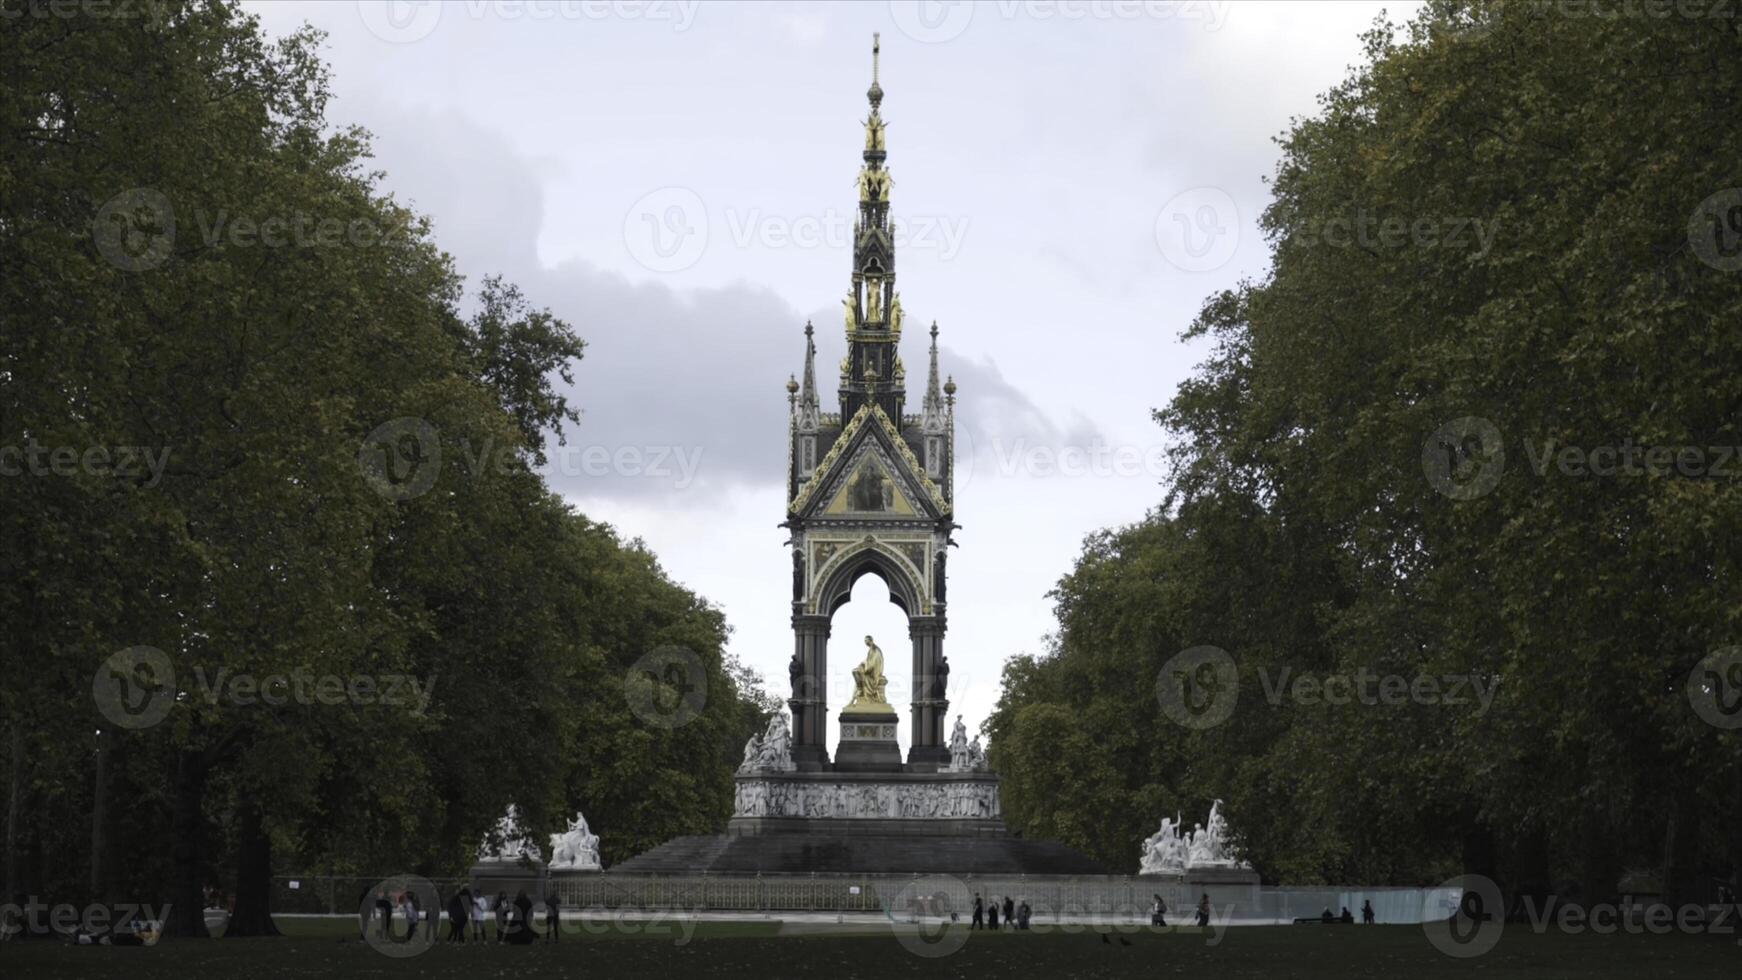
[[833, 708, 903, 772], [469, 859, 546, 902], [1185, 866, 1261, 910]]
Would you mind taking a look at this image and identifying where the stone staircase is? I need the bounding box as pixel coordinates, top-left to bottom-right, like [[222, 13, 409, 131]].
[[611, 833, 1108, 875]]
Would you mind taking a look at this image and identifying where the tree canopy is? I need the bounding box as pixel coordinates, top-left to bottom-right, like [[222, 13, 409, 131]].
[[989, 0, 1742, 906], [0, 0, 769, 936]]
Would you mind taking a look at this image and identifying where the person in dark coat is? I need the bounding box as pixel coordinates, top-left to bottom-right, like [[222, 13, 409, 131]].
[[1002, 896, 1015, 928], [971, 893, 984, 929], [544, 893, 561, 943], [447, 890, 469, 942], [506, 890, 536, 945], [494, 890, 509, 943], [1362, 899, 1376, 925], [373, 888, 393, 939], [987, 898, 999, 930], [1017, 900, 1031, 930]]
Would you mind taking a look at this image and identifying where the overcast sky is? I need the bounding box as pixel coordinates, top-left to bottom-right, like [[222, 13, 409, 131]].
[[250, 0, 1421, 757]]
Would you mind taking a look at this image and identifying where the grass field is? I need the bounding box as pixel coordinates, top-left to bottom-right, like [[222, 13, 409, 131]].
[[4, 916, 1736, 978]]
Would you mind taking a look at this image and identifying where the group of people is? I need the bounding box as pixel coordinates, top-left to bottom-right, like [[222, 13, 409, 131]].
[[1316, 900, 1376, 924], [969, 893, 1031, 930], [363, 886, 563, 945], [1150, 893, 1214, 928]]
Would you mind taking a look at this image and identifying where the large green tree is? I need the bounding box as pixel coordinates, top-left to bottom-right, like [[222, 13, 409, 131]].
[[0, 0, 766, 939], [992, 0, 1742, 905]]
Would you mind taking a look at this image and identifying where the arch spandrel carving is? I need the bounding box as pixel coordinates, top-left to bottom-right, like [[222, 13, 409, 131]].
[[808, 537, 928, 618]]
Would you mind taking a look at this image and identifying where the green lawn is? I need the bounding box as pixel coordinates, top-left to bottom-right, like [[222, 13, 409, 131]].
[[4, 918, 1735, 978]]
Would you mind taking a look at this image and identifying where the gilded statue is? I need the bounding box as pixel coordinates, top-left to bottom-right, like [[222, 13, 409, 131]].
[[849, 634, 890, 709]]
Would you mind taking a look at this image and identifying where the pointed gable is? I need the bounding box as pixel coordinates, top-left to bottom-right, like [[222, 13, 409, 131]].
[[790, 403, 950, 520]]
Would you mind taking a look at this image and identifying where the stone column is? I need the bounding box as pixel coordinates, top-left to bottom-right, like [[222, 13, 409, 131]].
[[789, 613, 831, 769], [906, 615, 949, 768]]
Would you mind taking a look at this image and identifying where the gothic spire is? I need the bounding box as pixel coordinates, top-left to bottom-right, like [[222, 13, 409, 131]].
[[922, 321, 945, 431], [796, 321, 819, 432], [841, 33, 903, 421]]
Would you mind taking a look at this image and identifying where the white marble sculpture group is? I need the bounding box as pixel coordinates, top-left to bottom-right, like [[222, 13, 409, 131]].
[[737, 710, 797, 773], [733, 777, 1000, 820], [477, 804, 602, 871], [1139, 799, 1250, 875], [478, 804, 543, 864], [944, 715, 987, 773], [547, 811, 602, 871]]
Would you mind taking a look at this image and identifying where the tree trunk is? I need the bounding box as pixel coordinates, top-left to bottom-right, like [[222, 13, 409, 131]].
[[225, 799, 279, 937], [166, 750, 211, 938], [90, 729, 109, 903], [3, 722, 21, 900], [1733, 763, 1742, 906], [1661, 785, 1702, 911]]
